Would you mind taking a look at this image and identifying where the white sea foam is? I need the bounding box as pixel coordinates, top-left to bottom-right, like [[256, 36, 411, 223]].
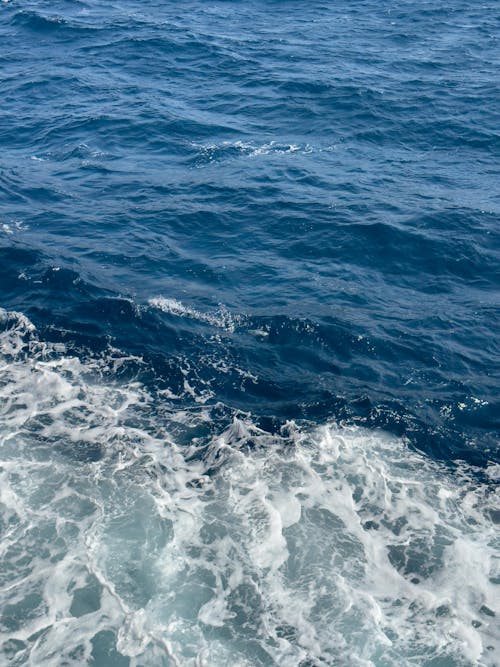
[[0, 220, 26, 235], [148, 296, 240, 332], [0, 309, 498, 666], [192, 140, 315, 166]]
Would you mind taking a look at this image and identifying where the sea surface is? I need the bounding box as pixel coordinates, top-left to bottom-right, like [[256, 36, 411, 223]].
[[1, 1, 499, 665]]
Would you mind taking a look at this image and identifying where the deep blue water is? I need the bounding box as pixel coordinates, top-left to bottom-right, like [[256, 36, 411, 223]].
[[0, 1, 499, 665]]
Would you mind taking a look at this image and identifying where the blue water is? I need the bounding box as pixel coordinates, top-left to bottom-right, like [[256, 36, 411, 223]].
[[1, 1, 499, 665]]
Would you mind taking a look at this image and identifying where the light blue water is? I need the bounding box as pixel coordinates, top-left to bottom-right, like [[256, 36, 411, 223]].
[[0, 1, 499, 664]]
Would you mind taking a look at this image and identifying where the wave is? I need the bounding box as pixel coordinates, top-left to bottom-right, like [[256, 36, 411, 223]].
[[190, 140, 320, 167], [149, 296, 241, 333], [11, 9, 100, 35], [0, 309, 498, 666]]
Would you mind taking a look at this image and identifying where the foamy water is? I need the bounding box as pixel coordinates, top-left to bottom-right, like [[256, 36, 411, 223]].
[[1, 310, 498, 666]]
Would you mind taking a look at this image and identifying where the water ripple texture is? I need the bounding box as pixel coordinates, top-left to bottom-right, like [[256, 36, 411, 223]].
[[1, 1, 499, 665]]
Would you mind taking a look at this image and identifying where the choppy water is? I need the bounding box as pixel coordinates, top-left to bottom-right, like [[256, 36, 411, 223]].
[[1, 1, 499, 665]]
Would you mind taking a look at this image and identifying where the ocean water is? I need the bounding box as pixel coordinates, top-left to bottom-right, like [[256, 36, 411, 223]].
[[1, 0, 499, 665]]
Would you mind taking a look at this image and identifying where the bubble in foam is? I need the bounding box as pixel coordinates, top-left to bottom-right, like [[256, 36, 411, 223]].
[[0, 309, 498, 666]]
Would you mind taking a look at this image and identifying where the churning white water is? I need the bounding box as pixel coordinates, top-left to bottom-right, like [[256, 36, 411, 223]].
[[0, 310, 498, 666]]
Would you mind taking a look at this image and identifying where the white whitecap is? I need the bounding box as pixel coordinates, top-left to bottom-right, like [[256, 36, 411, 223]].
[[148, 296, 240, 332]]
